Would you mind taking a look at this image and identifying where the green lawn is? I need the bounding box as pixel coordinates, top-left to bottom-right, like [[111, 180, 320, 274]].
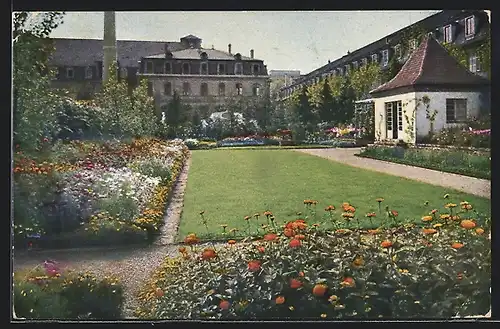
[[178, 149, 491, 241]]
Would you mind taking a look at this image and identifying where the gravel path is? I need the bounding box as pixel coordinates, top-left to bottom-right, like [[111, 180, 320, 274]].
[[13, 154, 193, 319], [294, 148, 490, 199]]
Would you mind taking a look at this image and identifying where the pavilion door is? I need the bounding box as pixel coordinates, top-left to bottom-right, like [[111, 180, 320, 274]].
[[385, 101, 402, 140]]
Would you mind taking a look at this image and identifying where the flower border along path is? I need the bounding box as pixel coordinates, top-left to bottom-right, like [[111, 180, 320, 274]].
[[295, 148, 490, 199], [13, 152, 193, 319]]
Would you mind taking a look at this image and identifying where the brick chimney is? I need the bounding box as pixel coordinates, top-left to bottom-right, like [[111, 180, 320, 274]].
[[164, 43, 169, 55], [228, 43, 232, 54], [250, 49, 254, 59]]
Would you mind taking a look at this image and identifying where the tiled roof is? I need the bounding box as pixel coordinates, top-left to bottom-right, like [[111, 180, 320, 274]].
[[48, 38, 183, 67], [370, 36, 489, 94], [144, 48, 259, 61]]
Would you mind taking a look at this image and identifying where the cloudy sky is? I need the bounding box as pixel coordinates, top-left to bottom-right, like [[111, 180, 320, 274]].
[[48, 11, 440, 74]]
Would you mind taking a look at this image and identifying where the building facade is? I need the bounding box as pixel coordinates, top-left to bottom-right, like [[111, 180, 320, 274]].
[[269, 69, 301, 87], [136, 35, 270, 110], [279, 10, 490, 101]]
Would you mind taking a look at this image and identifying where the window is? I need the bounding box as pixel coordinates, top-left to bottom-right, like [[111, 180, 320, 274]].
[[164, 62, 172, 74], [465, 16, 475, 39], [394, 45, 402, 59], [145, 61, 153, 73], [444, 24, 452, 43], [200, 83, 209, 96], [371, 53, 378, 63], [469, 53, 480, 73], [409, 39, 417, 52], [182, 82, 191, 96], [66, 67, 74, 79], [182, 63, 190, 74], [382, 50, 389, 66], [446, 99, 467, 123], [385, 102, 393, 131], [235, 63, 243, 75], [163, 82, 172, 96], [120, 67, 128, 79], [218, 83, 225, 96], [85, 66, 93, 79], [362, 58, 368, 66], [147, 82, 153, 96], [252, 84, 261, 96], [200, 62, 208, 75], [345, 64, 350, 75], [397, 101, 403, 131], [338, 67, 343, 75], [236, 83, 243, 95], [253, 64, 260, 75], [218, 63, 226, 75], [353, 61, 358, 70]]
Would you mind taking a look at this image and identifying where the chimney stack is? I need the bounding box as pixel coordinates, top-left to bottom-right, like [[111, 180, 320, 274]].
[[103, 11, 117, 83], [228, 43, 232, 54], [164, 43, 169, 55], [250, 49, 254, 59]]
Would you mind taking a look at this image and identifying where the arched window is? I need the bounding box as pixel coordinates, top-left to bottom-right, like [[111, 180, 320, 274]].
[[200, 83, 209, 96], [164, 62, 172, 74], [182, 63, 190, 74], [236, 83, 243, 95], [235, 63, 243, 75], [218, 83, 225, 96], [252, 84, 261, 96], [200, 62, 208, 75]]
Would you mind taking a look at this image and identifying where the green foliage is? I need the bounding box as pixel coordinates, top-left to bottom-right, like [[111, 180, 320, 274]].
[[358, 146, 490, 180], [93, 64, 160, 139], [138, 198, 490, 319], [349, 63, 381, 99], [14, 266, 124, 319], [441, 42, 468, 69], [13, 12, 66, 152], [128, 158, 172, 183], [56, 98, 105, 140]]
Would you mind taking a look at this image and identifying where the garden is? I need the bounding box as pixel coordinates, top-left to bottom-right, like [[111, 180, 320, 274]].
[[136, 194, 491, 319]]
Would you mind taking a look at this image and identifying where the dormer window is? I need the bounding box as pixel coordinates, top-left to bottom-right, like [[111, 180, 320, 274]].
[[409, 39, 417, 52], [361, 58, 368, 66], [182, 63, 191, 74], [66, 67, 74, 79], [465, 16, 475, 39], [85, 66, 93, 79], [371, 53, 378, 63], [200, 52, 208, 60], [234, 53, 242, 61], [145, 61, 153, 73], [164, 62, 172, 74], [382, 49, 389, 67], [338, 67, 343, 75], [235, 63, 243, 75], [444, 24, 452, 43], [200, 62, 208, 75], [218, 63, 226, 75], [352, 61, 358, 70], [394, 44, 402, 59], [253, 64, 260, 75], [344, 64, 350, 75]]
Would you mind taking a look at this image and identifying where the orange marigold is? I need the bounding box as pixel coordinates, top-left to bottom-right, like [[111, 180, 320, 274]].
[[290, 278, 303, 289], [476, 228, 485, 235], [381, 240, 393, 248], [325, 205, 335, 211], [264, 233, 278, 241], [345, 205, 356, 213], [289, 239, 301, 248], [440, 214, 451, 220], [178, 246, 187, 253], [275, 296, 285, 304], [284, 228, 296, 238], [451, 242, 464, 249], [263, 211, 273, 217], [422, 228, 437, 235], [184, 233, 199, 245], [228, 240, 237, 245], [201, 248, 217, 260], [248, 260, 261, 272], [421, 215, 433, 222], [342, 212, 354, 218], [294, 234, 306, 240], [367, 229, 380, 235], [341, 277, 355, 287], [366, 212, 376, 218], [312, 284, 327, 297], [391, 210, 399, 217], [460, 220, 476, 229]]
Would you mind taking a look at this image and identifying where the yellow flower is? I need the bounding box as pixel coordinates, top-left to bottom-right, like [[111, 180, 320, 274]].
[[433, 223, 443, 228], [440, 214, 451, 220], [445, 203, 457, 209], [421, 215, 433, 222]]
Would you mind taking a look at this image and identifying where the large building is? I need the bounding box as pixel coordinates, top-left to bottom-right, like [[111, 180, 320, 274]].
[[269, 69, 301, 87], [279, 10, 490, 101], [137, 35, 270, 110], [47, 34, 270, 108]]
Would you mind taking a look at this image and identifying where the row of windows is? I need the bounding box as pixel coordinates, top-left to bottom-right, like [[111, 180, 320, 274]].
[[159, 82, 261, 97], [144, 61, 261, 75], [443, 15, 476, 43], [63, 67, 128, 80]]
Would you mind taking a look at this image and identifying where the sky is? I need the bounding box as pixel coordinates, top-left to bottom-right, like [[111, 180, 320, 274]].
[[48, 11, 441, 75]]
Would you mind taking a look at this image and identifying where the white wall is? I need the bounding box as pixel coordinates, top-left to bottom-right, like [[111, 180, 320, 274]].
[[374, 92, 416, 143], [414, 91, 482, 139]]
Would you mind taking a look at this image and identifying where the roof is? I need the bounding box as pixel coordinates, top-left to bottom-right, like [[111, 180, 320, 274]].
[[370, 36, 489, 94], [48, 38, 183, 67], [144, 47, 261, 61], [181, 34, 201, 40]]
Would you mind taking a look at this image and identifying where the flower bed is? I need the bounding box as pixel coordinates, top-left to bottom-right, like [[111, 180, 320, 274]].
[[136, 196, 490, 319], [13, 138, 189, 249], [13, 260, 124, 319], [356, 145, 490, 180]]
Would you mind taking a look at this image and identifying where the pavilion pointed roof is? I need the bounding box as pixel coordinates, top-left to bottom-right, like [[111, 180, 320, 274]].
[[370, 36, 489, 95]]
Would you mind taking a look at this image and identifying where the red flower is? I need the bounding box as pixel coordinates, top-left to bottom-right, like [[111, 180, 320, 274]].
[[284, 228, 296, 237], [342, 277, 355, 287], [257, 246, 265, 253], [248, 260, 261, 272], [264, 233, 278, 241], [155, 287, 164, 297], [219, 300, 230, 310], [312, 284, 327, 296], [290, 278, 303, 289], [201, 248, 217, 260], [289, 239, 301, 248], [294, 234, 306, 240], [381, 240, 393, 248], [391, 210, 398, 217]]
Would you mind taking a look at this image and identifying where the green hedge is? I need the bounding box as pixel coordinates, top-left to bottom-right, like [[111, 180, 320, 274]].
[[357, 146, 490, 180], [13, 265, 124, 319]]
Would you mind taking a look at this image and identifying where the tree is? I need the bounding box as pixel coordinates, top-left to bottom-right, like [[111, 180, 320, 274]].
[[163, 91, 183, 137], [318, 79, 334, 123], [13, 11, 66, 151], [349, 63, 382, 99]]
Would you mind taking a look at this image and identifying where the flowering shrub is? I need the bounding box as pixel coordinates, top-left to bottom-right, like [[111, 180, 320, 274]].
[[136, 196, 490, 319], [13, 138, 189, 248], [13, 261, 124, 319], [430, 126, 490, 149]]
